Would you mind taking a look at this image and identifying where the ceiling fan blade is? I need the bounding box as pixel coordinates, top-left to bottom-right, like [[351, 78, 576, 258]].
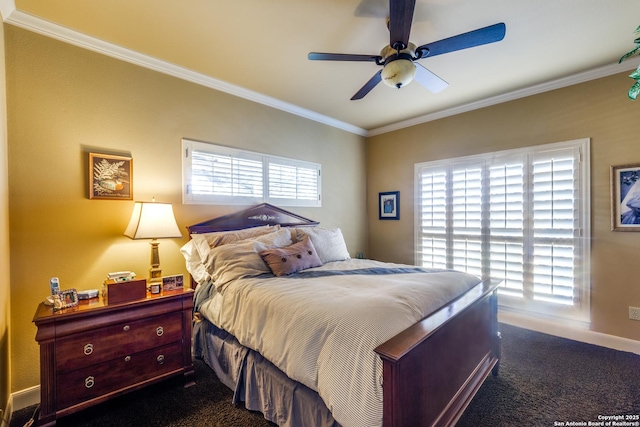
[[351, 70, 382, 100], [415, 22, 506, 59], [414, 63, 448, 93], [308, 52, 381, 62], [388, 0, 416, 50]]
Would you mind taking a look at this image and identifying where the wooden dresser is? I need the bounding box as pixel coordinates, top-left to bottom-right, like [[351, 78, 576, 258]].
[[32, 288, 194, 426]]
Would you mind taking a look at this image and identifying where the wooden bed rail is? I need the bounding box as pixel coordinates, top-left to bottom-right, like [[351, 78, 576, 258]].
[[374, 279, 501, 427]]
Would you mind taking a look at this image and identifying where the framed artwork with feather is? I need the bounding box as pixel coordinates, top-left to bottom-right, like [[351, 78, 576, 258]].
[[89, 153, 133, 200]]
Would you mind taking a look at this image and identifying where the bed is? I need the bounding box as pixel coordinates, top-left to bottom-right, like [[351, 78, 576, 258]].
[[182, 203, 501, 427]]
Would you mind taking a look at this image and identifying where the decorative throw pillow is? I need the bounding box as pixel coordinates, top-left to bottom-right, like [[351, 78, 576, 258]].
[[260, 238, 323, 276], [205, 228, 293, 291], [295, 227, 350, 264]]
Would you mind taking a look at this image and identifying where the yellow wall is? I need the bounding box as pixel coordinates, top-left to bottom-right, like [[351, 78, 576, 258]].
[[5, 26, 367, 392], [367, 73, 640, 342], [0, 21, 10, 415]]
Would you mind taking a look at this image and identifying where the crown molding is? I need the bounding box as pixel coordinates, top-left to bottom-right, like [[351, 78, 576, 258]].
[[0, 0, 14, 21], [368, 57, 640, 136], [0, 6, 368, 137]]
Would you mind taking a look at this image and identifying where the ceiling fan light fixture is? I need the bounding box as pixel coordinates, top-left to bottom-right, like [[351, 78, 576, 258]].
[[381, 58, 416, 89]]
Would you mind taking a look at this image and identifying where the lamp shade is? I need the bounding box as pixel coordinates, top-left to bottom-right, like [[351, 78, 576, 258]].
[[124, 202, 182, 239]]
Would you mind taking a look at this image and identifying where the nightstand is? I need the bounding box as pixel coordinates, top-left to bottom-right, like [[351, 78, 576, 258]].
[[32, 288, 194, 426]]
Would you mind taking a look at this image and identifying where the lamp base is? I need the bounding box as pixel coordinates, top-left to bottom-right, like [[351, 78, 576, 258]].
[[149, 240, 162, 283], [149, 267, 162, 283]]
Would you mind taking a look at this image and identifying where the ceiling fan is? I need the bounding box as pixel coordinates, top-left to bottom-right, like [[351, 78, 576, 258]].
[[308, 0, 506, 100]]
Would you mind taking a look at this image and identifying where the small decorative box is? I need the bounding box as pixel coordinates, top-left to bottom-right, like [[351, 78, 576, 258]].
[[103, 278, 147, 305]]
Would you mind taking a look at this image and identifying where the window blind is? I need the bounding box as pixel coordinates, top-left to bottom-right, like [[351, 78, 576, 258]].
[[415, 139, 590, 322], [182, 139, 321, 206], [531, 152, 577, 306], [191, 151, 263, 198], [488, 159, 525, 298], [417, 168, 447, 269], [268, 159, 321, 206]]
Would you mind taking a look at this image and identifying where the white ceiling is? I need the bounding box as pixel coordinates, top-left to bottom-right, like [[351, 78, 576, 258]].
[[4, 0, 640, 135]]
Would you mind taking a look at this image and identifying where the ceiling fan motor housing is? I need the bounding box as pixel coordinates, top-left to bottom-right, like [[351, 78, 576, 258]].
[[380, 43, 417, 88]]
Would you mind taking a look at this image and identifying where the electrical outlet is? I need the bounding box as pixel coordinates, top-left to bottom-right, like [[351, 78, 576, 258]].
[[630, 306, 640, 321]]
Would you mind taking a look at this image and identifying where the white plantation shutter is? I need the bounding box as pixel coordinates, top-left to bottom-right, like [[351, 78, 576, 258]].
[[451, 163, 483, 277], [416, 167, 447, 269], [183, 139, 321, 206], [268, 159, 321, 206], [415, 139, 590, 323], [531, 149, 578, 306], [190, 151, 263, 198], [489, 158, 525, 299]]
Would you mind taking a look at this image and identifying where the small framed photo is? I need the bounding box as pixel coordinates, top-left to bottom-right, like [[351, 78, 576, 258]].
[[611, 163, 640, 231], [53, 289, 79, 311], [379, 191, 400, 220], [89, 153, 133, 200], [162, 274, 184, 291]]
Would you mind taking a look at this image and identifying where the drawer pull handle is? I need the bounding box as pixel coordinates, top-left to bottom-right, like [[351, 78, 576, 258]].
[[124, 355, 131, 362], [83, 343, 94, 356], [85, 376, 95, 389], [123, 325, 130, 331], [156, 326, 164, 336], [157, 354, 165, 365]]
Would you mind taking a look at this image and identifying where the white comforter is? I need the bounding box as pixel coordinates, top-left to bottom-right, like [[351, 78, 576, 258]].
[[198, 259, 481, 427]]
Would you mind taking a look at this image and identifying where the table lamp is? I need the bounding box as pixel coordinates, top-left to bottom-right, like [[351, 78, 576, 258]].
[[124, 200, 182, 283]]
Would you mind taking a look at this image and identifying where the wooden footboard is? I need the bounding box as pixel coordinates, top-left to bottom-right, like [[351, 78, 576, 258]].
[[375, 279, 501, 427]]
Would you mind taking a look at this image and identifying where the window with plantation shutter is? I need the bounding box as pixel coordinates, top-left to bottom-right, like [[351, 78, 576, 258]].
[[415, 139, 590, 323], [268, 159, 321, 206], [190, 151, 263, 199], [182, 139, 321, 206]]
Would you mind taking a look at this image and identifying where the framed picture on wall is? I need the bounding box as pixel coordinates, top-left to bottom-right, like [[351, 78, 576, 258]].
[[379, 191, 399, 220], [611, 163, 640, 231], [89, 153, 133, 200]]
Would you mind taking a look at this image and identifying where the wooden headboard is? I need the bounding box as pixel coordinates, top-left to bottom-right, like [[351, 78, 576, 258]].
[[186, 203, 319, 235], [185, 203, 319, 288]]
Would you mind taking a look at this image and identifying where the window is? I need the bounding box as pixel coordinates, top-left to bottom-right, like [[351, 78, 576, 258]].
[[182, 139, 321, 207], [415, 139, 590, 323]]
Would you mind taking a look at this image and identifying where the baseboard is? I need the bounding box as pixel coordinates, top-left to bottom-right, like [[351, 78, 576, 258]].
[[9, 385, 39, 413], [499, 310, 640, 355]]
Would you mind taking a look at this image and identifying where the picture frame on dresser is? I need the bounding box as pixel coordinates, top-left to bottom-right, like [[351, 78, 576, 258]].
[[89, 152, 133, 200], [611, 163, 640, 231], [53, 288, 79, 311]]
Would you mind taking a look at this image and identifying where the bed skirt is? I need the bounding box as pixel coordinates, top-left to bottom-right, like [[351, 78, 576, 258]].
[[193, 319, 341, 427]]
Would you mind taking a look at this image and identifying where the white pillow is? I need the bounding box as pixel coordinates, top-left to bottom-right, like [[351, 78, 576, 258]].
[[295, 227, 350, 264], [206, 228, 293, 291], [179, 240, 209, 284], [191, 225, 279, 261]]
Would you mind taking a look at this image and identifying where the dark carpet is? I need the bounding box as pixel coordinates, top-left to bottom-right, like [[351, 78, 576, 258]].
[[11, 323, 640, 427]]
